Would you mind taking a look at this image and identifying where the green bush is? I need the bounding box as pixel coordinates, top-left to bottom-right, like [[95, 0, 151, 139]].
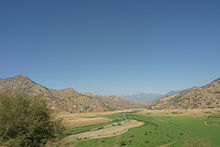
[[171, 111, 182, 114], [120, 140, 126, 146], [214, 91, 220, 94], [0, 93, 64, 147]]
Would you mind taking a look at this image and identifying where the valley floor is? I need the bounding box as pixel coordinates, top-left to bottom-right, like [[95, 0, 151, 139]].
[[58, 108, 220, 147]]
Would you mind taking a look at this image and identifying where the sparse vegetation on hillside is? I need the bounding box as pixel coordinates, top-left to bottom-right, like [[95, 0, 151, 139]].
[[0, 93, 64, 147], [152, 77, 220, 109], [0, 75, 148, 113]]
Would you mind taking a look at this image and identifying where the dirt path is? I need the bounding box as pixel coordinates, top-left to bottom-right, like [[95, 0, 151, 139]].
[[64, 120, 143, 143]]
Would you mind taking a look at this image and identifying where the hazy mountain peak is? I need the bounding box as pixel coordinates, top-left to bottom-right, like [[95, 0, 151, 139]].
[[120, 91, 180, 104]]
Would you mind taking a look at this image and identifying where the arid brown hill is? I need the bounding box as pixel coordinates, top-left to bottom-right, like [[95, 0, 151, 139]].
[[152, 78, 220, 109], [0, 75, 148, 113]]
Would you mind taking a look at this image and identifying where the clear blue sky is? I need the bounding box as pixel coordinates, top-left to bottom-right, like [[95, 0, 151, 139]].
[[0, 0, 220, 95]]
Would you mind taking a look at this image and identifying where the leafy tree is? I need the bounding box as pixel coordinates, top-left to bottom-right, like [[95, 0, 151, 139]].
[[0, 92, 64, 147]]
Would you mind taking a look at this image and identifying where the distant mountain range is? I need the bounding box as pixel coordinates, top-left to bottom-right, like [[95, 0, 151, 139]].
[[152, 77, 220, 109], [0, 75, 148, 113], [120, 91, 180, 104]]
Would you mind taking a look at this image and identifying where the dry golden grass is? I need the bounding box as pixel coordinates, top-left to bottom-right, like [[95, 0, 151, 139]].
[[56, 109, 133, 128], [62, 117, 111, 128]]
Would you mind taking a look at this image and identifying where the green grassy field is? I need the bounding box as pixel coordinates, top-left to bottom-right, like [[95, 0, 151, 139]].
[[66, 111, 220, 147]]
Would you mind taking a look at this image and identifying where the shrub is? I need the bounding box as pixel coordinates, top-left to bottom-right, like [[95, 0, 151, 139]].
[[120, 140, 126, 146], [214, 91, 220, 94], [145, 140, 149, 143], [0, 93, 64, 147], [171, 111, 181, 114]]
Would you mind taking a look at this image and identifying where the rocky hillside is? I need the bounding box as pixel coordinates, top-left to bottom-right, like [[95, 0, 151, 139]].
[[152, 78, 220, 109], [0, 75, 148, 113]]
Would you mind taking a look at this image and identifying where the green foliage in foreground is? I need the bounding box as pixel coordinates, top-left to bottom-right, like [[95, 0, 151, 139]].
[[0, 93, 64, 147], [68, 112, 220, 147]]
